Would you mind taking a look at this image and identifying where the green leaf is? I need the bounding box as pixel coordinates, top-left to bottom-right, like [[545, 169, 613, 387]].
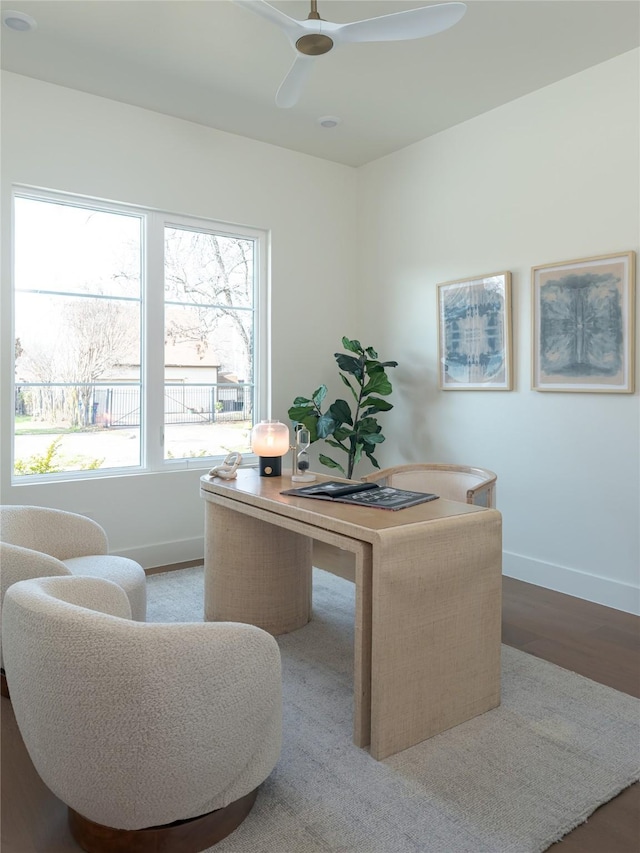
[[356, 416, 381, 435], [366, 360, 398, 370], [289, 412, 320, 443], [299, 415, 319, 443], [362, 372, 393, 397], [312, 385, 327, 408], [317, 413, 337, 438], [353, 444, 364, 467], [364, 450, 381, 469], [288, 404, 315, 422], [365, 346, 379, 359], [332, 426, 354, 442], [340, 373, 359, 402], [291, 395, 313, 406], [325, 438, 348, 451], [335, 353, 362, 377], [342, 337, 362, 354], [362, 433, 386, 445], [319, 454, 346, 476], [362, 397, 393, 413], [328, 399, 352, 426]]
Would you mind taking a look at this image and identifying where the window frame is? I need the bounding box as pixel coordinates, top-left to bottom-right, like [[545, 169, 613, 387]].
[[10, 186, 269, 484]]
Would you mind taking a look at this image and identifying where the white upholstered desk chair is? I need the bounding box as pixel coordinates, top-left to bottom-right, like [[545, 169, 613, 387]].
[[2, 574, 282, 853], [362, 463, 497, 508], [0, 504, 147, 697]]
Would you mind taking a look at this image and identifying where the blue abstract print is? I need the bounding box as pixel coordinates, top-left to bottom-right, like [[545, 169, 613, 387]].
[[442, 280, 506, 385], [540, 273, 623, 377]]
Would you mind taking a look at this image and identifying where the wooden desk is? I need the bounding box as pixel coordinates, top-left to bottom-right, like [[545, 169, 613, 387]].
[[200, 469, 502, 760]]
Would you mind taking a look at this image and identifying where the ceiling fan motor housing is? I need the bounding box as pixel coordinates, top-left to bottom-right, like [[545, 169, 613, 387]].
[[296, 32, 334, 55]]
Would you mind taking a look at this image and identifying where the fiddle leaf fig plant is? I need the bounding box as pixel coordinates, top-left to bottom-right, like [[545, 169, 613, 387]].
[[288, 337, 398, 480]]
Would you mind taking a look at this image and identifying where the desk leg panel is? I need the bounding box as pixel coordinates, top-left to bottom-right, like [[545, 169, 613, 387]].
[[370, 510, 502, 760], [204, 501, 312, 635], [354, 546, 373, 749]]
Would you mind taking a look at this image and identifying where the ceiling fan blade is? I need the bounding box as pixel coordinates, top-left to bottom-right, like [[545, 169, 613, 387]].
[[276, 55, 315, 108], [337, 2, 467, 44], [233, 0, 302, 39]]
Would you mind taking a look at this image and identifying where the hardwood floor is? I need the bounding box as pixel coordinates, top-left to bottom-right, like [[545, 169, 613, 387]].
[[501, 577, 640, 852], [2, 576, 638, 852]]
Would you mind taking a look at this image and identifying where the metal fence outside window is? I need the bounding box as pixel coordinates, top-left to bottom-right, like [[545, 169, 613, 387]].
[[16, 384, 253, 428]]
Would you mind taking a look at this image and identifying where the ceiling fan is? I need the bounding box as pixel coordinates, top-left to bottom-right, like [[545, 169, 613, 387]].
[[233, 0, 467, 108]]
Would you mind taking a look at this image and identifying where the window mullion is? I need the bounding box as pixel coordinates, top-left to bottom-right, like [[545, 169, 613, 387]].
[[144, 214, 166, 470], [255, 232, 269, 421]]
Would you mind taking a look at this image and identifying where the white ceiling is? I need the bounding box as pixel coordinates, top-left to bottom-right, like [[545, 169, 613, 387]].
[[2, 0, 639, 167]]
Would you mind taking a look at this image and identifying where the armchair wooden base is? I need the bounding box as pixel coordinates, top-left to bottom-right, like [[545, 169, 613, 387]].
[[68, 787, 259, 853]]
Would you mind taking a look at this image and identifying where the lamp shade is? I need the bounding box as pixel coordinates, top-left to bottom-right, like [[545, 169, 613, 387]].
[[251, 420, 290, 476]]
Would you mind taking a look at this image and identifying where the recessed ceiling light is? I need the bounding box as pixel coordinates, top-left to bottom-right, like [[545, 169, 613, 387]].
[[318, 116, 341, 129], [2, 10, 37, 31]]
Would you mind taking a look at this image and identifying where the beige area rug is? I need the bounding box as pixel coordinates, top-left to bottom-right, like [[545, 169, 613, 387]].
[[146, 567, 640, 853]]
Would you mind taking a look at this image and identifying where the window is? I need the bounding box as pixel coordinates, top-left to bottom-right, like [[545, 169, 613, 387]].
[[163, 225, 255, 461], [12, 190, 266, 480]]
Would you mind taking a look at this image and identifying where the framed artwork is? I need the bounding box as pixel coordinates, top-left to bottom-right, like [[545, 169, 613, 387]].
[[437, 271, 513, 390], [532, 252, 636, 393]]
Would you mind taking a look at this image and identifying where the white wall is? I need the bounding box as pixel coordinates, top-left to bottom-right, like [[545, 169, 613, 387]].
[[2, 53, 639, 614], [0, 73, 358, 564], [357, 50, 640, 614]]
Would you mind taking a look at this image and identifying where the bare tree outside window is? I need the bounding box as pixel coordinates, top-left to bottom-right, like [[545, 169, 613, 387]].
[[17, 295, 139, 427], [163, 226, 255, 460], [13, 197, 143, 475]]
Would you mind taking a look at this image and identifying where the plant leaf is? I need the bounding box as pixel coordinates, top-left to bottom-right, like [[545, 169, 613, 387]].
[[312, 385, 327, 408], [288, 404, 315, 422], [291, 396, 312, 406], [362, 372, 393, 397], [362, 397, 393, 413], [362, 433, 386, 445], [328, 399, 352, 426], [335, 353, 362, 377], [364, 450, 381, 469], [299, 415, 319, 443], [319, 453, 346, 476], [356, 416, 381, 435], [325, 438, 348, 451], [317, 413, 337, 438], [332, 425, 354, 442], [342, 337, 362, 354], [365, 346, 379, 359], [340, 373, 359, 402], [366, 360, 398, 370]]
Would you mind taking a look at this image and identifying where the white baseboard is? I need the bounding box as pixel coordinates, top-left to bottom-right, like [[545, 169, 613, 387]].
[[503, 550, 640, 616], [113, 538, 640, 616], [113, 537, 204, 571]]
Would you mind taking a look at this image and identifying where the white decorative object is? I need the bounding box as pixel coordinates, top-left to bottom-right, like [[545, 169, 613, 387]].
[[208, 451, 242, 480]]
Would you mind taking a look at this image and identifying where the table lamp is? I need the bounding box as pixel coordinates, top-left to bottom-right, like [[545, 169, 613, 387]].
[[251, 420, 290, 477]]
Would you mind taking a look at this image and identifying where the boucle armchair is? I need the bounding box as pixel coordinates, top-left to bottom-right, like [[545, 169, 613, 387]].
[[0, 504, 147, 697], [2, 575, 282, 853]]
